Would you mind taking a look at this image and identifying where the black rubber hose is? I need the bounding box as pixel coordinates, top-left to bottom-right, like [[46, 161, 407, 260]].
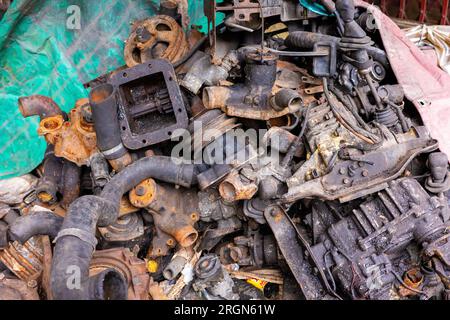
[[36, 146, 64, 204], [60, 161, 81, 209], [8, 211, 63, 244], [89, 84, 126, 160], [51, 156, 199, 300], [0, 203, 19, 225], [285, 31, 388, 67]]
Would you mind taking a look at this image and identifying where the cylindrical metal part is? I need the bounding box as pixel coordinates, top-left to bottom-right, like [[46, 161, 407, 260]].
[[163, 255, 187, 280], [90, 153, 110, 187]]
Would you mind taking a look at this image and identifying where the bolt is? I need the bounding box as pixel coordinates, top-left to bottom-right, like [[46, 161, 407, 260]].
[[270, 208, 278, 217], [200, 259, 210, 269], [339, 167, 346, 175], [343, 178, 350, 184], [135, 185, 146, 196], [362, 169, 369, 177], [27, 280, 37, 288], [244, 95, 253, 104]]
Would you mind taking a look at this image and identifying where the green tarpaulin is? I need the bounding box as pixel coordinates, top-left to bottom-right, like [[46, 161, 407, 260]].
[[0, 0, 212, 179]]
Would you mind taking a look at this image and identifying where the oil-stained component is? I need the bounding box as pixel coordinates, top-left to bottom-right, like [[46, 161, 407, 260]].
[[180, 50, 239, 94], [18, 95, 64, 121], [198, 188, 237, 223], [124, 15, 189, 67], [219, 170, 258, 202], [262, 127, 304, 158], [90, 248, 150, 300], [129, 178, 199, 257], [242, 198, 268, 224], [193, 254, 239, 300], [264, 205, 330, 300], [98, 212, 145, 249], [307, 178, 450, 299], [219, 232, 278, 267], [109, 59, 189, 149], [203, 51, 303, 120], [284, 124, 438, 203], [198, 188, 242, 250], [187, 110, 247, 191]]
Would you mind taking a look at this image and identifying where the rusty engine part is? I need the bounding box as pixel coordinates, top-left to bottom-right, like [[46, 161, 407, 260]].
[[89, 248, 150, 300], [304, 178, 450, 299], [197, 188, 242, 250], [33, 98, 97, 167], [219, 231, 278, 267], [187, 109, 252, 191], [124, 15, 189, 67], [180, 49, 240, 94], [203, 50, 303, 120], [8, 0, 450, 302], [193, 254, 239, 300], [108, 59, 189, 150], [129, 178, 199, 257], [97, 212, 146, 250]]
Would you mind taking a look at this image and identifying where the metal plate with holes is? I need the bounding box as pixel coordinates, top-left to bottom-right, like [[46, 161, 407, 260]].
[[109, 59, 188, 150]]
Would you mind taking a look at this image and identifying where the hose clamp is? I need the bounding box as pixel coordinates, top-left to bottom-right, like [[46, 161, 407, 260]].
[[54, 228, 98, 249], [101, 143, 126, 160]]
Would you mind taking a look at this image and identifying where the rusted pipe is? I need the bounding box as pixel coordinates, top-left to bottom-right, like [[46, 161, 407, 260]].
[[18, 95, 63, 120]]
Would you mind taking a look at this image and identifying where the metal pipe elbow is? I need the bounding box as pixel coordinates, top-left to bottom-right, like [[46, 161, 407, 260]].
[[202, 86, 232, 110], [18, 95, 63, 120]]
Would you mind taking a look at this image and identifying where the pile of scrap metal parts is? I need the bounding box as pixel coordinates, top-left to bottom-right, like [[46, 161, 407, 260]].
[[1, 0, 449, 300]]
